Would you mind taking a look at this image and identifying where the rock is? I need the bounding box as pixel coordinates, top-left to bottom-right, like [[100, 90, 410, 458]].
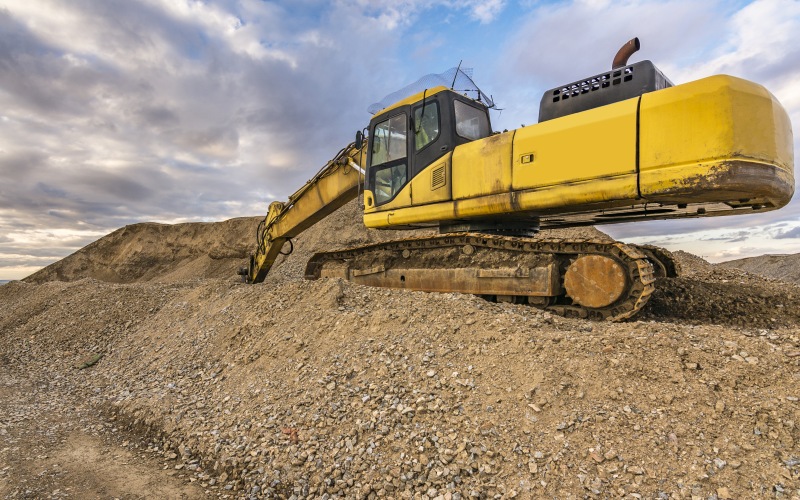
[[716, 487, 732, 499]]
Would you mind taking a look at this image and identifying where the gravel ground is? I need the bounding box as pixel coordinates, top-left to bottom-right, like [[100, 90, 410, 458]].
[[0, 281, 205, 499], [2, 201, 800, 499]]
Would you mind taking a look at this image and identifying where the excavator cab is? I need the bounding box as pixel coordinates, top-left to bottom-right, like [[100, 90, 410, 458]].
[[364, 87, 492, 213]]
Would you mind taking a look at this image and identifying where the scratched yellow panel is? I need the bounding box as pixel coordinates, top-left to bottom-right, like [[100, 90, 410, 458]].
[[511, 97, 638, 199], [411, 152, 452, 205], [452, 131, 514, 199], [639, 75, 794, 201]]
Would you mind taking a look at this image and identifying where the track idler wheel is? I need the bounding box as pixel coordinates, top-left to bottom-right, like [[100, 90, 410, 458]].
[[564, 255, 627, 308]]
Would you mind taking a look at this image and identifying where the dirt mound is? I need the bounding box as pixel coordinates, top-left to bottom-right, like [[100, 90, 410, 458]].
[[671, 250, 714, 276], [23, 199, 612, 286], [24, 217, 261, 284], [643, 273, 800, 328], [719, 253, 800, 285], [636, 250, 800, 328], [4, 201, 800, 498]]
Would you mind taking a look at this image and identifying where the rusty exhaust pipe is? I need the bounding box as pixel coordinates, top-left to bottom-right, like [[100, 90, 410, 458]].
[[612, 37, 640, 69]]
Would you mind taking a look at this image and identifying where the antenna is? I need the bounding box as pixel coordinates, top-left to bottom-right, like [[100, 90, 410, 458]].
[[367, 66, 494, 114], [450, 60, 463, 89]]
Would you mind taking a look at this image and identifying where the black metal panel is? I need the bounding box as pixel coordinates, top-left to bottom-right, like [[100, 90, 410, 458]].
[[411, 95, 451, 178], [538, 60, 673, 122]]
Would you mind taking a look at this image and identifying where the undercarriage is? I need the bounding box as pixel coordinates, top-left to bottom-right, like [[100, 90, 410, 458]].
[[306, 234, 679, 321]]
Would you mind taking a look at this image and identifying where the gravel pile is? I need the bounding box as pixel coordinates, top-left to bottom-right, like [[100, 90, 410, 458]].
[[719, 253, 800, 285], [23, 217, 260, 284], [2, 200, 800, 499]]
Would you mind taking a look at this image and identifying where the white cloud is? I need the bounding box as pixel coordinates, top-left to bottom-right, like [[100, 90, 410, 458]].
[[8, 2, 174, 70], [0, 226, 110, 279], [149, 0, 300, 65], [0, 0, 415, 279], [669, 0, 800, 162], [0, 0, 798, 280], [683, 0, 800, 77], [465, 0, 506, 23], [501, 0, 724, 81], [334, 0, 508, 29], [612, 220, 800, 263]]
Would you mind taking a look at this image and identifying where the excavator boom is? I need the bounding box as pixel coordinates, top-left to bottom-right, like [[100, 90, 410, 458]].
[[243, 143, 366, 284]]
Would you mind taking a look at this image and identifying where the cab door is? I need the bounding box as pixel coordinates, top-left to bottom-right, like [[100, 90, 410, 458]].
[[409, 97, 454, 206], [367, 112, 411, 208]]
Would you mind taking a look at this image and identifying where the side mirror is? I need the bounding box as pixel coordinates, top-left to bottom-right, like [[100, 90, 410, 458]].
[[355, 130, 364, 150]]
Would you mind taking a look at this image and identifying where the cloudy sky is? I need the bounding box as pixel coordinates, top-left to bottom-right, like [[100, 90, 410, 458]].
[[0, 0, 799, 279]]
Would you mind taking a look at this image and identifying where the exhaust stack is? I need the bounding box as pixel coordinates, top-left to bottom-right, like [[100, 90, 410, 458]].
[[612, 37, 640, 69]]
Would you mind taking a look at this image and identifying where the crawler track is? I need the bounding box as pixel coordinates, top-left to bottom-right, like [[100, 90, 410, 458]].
[[306, 234, 657, 321]]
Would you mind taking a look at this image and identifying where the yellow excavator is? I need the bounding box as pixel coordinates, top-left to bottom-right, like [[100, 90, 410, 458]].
[[242, 39, 794, 320]]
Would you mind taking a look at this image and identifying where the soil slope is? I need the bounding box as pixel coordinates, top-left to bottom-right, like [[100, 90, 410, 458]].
[[23, 217, 261, 284], [2, 200, 799, 499], [719, 253, 800, 285]]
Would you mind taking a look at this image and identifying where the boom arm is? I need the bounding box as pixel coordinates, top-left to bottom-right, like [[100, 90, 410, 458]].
[[244, 142, 366, 284]]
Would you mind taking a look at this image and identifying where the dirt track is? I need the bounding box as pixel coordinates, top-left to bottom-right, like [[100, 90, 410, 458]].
[[2, 200, 799, 499]]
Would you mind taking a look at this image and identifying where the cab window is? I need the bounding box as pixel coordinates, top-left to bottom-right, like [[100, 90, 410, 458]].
[[373, 164, 407, 205], [371, 114, 407, 166], [454, 100, 489, 140], [413, 101, 440, 151], [370, 113, 408, 205]]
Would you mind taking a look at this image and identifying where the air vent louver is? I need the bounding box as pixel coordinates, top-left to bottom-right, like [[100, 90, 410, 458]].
[[431, 164, 446, 189]]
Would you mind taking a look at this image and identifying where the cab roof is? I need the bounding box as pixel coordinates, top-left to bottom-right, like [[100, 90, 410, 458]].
[[372, 86, 451, 119]]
